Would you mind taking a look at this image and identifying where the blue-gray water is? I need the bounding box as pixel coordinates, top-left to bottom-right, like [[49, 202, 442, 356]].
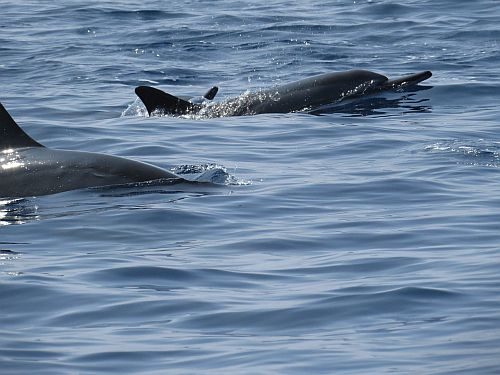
[[1, 1, 500, 373]]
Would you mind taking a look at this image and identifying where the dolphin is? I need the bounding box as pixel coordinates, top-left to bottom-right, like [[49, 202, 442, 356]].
[[0, 103, 184, 198], [135, 69, 432, 118]]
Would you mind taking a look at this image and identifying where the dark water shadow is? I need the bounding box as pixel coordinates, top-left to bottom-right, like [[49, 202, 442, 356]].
[[89, 165, 240, 198], [0, 185, 211, 228], [309, 86, 433, 117], [90, 179, 223, 198]]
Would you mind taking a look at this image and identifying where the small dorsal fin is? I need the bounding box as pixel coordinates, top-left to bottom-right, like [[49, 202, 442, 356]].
[[0, 102, 44, 149], [203, 86, 218, 100], [135, 86, 196, 116]]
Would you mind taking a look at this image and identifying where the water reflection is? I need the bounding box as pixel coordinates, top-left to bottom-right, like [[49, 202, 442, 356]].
[[310, 88, 433, 116], [0, 249, 20, 261], [0, 198, 39, 226]]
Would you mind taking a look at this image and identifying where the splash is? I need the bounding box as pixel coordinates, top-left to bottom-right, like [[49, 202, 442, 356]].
[[172, 163, 251, 185], [181, 89, 283, 119], [121, 98, 149, 117]]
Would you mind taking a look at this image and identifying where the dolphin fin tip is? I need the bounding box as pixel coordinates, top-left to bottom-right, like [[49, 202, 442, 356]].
[[0, 102, 44, 149]]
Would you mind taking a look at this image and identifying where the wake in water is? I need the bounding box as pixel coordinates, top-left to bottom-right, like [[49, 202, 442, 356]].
[[425, 140, 500, 167]]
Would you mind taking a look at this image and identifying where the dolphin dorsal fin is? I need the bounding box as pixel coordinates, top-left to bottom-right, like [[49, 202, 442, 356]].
[[135, 86, 197, 116], [203, 86, 218, 100], [0, 103, 44, 149]]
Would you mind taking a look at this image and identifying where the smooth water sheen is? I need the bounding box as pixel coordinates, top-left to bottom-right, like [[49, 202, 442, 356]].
[[1, 1, 500, 373]]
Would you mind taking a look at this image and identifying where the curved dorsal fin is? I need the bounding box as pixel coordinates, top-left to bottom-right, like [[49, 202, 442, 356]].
[[0, 103, 44, 149], [135, 86, 196, 116]]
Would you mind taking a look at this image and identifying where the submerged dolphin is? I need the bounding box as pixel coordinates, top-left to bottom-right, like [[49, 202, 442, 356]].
[[135, 69, 432, 117], [0, 103, 183, 198]]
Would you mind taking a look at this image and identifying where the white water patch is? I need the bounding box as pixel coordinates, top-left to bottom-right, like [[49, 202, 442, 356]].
[[138, 79, 160, 85], [191, 89, 278, 119], [172, 163, 251, 186], [121, 98, 148, 117], [425, 140, 500, 167]]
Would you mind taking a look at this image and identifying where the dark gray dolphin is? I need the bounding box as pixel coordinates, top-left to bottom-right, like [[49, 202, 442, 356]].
[[135, 69, 432, 117], [0, 103, 183, 198]]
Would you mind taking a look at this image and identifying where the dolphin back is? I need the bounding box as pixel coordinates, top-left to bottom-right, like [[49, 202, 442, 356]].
[[133, 69, 432, 117]]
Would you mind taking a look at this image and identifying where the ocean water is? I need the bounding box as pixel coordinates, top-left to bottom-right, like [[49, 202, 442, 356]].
[[1, 0, 500, 373]]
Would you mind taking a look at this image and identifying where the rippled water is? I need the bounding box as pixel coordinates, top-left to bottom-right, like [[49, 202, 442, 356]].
[[1, 0, 500, 373]]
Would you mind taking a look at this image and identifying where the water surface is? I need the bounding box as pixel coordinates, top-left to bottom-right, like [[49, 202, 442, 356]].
[[1, 0, 500, 373]]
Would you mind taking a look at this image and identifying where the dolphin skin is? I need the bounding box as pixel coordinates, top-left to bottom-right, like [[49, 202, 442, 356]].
[[135, 69, 432, 117], [0, 103, 183, 198]]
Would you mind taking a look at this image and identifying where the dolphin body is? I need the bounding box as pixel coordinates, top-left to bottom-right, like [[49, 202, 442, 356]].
[[135, 69, 432, 117], [0, 103, 183, 198]]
